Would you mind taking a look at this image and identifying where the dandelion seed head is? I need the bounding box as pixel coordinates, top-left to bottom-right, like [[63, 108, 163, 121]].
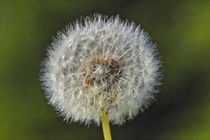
[[41, 15, 161, 126]]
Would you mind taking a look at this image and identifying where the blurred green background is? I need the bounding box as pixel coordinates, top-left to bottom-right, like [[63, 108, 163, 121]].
[[0, 0, 210, 140]]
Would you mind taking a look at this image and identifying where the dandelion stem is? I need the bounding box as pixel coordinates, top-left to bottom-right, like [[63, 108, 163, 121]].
[[101, 111, 112, 140]]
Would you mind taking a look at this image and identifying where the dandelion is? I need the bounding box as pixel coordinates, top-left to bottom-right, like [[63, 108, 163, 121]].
[[41, 14, 161, 140]]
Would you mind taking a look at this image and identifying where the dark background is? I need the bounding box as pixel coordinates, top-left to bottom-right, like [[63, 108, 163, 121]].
[[0, 0, 209, 140]]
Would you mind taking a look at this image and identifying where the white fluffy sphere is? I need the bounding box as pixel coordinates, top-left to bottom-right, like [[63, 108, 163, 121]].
[[41, 15, 161, 125]]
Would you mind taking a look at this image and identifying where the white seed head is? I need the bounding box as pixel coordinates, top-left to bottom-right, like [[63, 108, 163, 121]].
[[40, 15, 161, 126]]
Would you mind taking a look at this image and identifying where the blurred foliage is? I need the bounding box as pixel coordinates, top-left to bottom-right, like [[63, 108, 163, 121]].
[[0, 0, 209, 140]]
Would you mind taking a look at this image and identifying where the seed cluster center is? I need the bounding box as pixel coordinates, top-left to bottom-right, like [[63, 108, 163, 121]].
[[82, 56, 122, 88]]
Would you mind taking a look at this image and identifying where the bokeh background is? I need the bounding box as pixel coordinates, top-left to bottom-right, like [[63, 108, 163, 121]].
[[0, 0, 210, 140]]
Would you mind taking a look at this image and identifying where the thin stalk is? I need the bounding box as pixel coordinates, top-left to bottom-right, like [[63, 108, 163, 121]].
[[101, 111, 112, 140]]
